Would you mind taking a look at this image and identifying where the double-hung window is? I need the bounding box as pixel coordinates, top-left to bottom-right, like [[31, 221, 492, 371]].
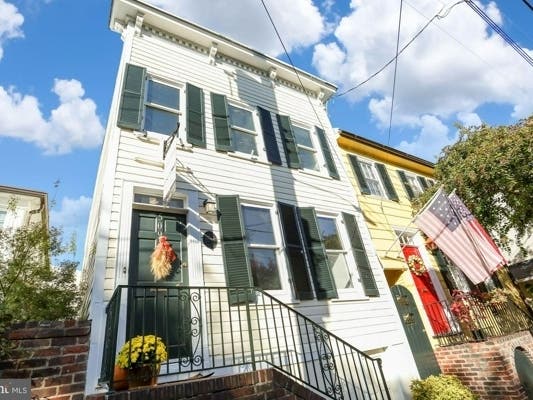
[[0, 210, 6, 228], [349, 154, 399, 201], [144, 80, 181, 135], [228, 105, 258, 155], [317, 216, 353, 289], [242, 205, 281, 290], [405, 174, 423, 197], [292, 125, 319, 171]]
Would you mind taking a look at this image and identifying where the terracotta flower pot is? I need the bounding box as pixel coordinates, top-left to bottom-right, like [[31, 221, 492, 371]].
[[112, 365, 129, 391], [128, 364, 160, 389]]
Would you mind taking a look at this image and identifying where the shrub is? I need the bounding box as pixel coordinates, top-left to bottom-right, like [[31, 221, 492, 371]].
[[410, 374, 478, 400]]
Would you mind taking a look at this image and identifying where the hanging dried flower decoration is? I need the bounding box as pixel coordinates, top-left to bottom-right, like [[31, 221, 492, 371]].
[[150, 236, 177, 280], [407, 255, 427, 276]]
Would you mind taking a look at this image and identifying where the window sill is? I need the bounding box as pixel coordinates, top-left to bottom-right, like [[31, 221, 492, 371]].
[[298, 168, 329, 179], [227, 151, 271, 166]]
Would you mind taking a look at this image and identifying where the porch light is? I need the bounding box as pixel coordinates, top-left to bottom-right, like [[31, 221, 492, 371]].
[[203, 199, 217, 215]]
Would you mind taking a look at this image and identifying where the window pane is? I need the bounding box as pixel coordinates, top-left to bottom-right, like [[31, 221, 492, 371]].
[[407, 175, 423, 195], [317, 217, 342, 250], [328, 253, 353, 289], [242, 206, 275, 245], [134, 194, 184, 208], [298, 148, 319, 171], [0, 210, 5, 227], [360, 162, 383, 196], [147, 81, 179, 109], [231, 130, 257, 155], [228, 105, 254, 131], [249, 248, 281, 290], [145, 107, 179, 135], [293, 126, 313, 148]]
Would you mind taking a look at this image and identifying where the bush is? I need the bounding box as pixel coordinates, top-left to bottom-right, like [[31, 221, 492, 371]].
[[410, 374, 478, 400]]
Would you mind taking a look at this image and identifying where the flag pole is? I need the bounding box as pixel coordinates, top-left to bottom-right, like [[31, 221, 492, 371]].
[[384, 186, 444, 255]]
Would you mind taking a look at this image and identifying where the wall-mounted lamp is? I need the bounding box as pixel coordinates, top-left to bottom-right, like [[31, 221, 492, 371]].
[[203, 199, 217, 215]]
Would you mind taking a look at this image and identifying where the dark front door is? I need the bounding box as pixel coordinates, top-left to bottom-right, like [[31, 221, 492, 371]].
[[391, 285, 441, 379], [128, 210, 191, 359]]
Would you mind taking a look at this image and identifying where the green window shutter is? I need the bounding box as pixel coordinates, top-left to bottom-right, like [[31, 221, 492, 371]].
[[315, 127, 339, 179], [118, 63, 146, 130], [186, 83, 205, 148], [217, 195, 252, 288], [211, 93, 232, 151], [299, 207, 337, 300], [276, 114, 300, 169], [342, 212, 379, 297], [278, 203, 314, 300], [375, 163, 399, 201], [417, 176, 429, 190], [348, 154, 371, 195], [258, 107, 282, 165], [398, 170, 415, 199]]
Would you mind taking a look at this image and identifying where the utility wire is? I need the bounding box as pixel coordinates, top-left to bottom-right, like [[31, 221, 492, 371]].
[[465, 0, 533, 67], [333, 1, 464, 99], [259, 0, 327, 129], [521, 0, 533, 12], [387, 0, 404, 145]]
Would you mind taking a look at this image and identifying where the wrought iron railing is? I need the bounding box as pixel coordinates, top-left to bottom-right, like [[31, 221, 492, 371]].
[[100, 285, 391, 399], [427, 294, 533, 346]]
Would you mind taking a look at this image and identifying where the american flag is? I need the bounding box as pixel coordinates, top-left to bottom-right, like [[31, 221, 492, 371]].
[[414, 188, 499, 284], [448, 192, 506, 272]]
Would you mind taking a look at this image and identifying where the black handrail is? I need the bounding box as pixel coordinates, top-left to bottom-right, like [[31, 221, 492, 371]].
[[100, 285, 391, 399]]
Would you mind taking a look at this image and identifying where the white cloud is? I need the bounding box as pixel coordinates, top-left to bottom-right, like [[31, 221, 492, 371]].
[[312, 0, 533, 132], [146, 0, 326, 56], [396, 115, 457, 161], [457, 111, 481, 127], [0, 0, 24, 61], [0, 79, 104, 154]]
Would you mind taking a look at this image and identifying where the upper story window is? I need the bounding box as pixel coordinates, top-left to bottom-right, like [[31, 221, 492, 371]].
[[317, 216, 353, 289], [405, 174, 423, 197], [144, 80, 181, 135], [398, 170, 433, 200], [348, 154, 399, 201], [242, 205, 281, 290], [292, 125, 319, 171], [228, 105, 258, 155]]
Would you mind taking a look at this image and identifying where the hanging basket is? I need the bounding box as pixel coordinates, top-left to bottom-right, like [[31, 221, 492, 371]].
[[150, 236, 177, 280], [407, 255, 427, 276]]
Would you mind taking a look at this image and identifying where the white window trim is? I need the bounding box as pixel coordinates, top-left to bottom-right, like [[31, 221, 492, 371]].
[[142, 75, 184, 137], [240, 202, 289, 298], [317, 213, 365, 300], [291, 121, 321, 173], [357, 156, 388, 198], [403, 172, 424, 196]]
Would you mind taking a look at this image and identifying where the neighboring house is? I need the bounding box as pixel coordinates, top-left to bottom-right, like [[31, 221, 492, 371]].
[[80, 0, 418, 398], [336, 131, 472, 378], [0, 185, 48, 230]]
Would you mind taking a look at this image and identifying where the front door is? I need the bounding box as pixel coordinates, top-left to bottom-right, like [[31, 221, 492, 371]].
[[391, 285, 441, 379], [128, 210, 190, 359], [402, 245, 450, 335]]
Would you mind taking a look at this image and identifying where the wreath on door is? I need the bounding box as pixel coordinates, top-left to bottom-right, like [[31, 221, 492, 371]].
[[407, 255, 427, 276], [150, 236, 177, 280]]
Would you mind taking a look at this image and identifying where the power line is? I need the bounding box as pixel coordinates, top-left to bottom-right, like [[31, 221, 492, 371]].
[[387, 0, 404, 146], [520, 0, 533, 12], [259, 0, 327, 129], [333, 1, 464, 99], [465, 0, 533, 67]]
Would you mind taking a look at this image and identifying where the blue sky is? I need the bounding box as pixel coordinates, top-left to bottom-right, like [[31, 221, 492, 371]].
[[0, 0, 531, 264]]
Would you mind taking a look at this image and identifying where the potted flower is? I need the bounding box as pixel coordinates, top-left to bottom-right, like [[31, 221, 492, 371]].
[[114, 335, 168, 389]]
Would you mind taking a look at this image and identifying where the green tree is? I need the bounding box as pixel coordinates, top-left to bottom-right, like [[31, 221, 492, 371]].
[[414, 116, 532, 252], [0, 222, 81, 322]]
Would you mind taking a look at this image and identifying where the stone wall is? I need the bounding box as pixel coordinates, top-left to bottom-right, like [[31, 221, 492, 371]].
[[435, 330, 533, 400], [0, 320, 90, 400]]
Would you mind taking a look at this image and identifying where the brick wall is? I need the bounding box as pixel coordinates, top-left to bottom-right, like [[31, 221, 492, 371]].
[[435, 330, 533, 400], [85, 369, 326, 400], [0, 320, 90, 400]]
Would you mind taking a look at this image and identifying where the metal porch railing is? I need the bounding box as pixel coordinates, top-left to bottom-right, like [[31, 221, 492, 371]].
[[427, 294, 533, 346], [100, 285, 391, 400]]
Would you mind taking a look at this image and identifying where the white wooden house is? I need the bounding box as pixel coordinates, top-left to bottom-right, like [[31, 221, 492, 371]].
[[81, 0, 418, 398]]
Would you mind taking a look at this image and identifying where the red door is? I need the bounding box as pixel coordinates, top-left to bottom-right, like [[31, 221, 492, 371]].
[[402, 245, 450, 335]]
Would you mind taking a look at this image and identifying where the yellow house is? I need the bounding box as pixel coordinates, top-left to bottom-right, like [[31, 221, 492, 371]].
[[337, 130, 461, 378]]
